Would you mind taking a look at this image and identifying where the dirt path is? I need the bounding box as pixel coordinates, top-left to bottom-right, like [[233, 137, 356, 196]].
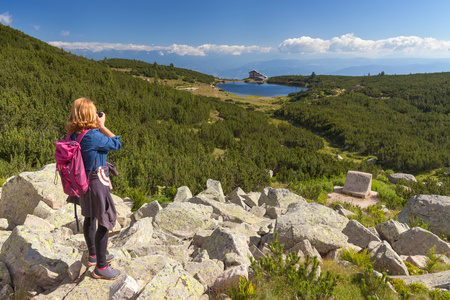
[[327, 190, 378, 209]]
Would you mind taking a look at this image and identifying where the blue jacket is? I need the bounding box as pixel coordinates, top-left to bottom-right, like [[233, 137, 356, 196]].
[[70, 129, 122, 171]]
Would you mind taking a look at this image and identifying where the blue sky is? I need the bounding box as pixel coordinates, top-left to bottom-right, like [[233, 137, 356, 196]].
[[2, 0, 450, 76]]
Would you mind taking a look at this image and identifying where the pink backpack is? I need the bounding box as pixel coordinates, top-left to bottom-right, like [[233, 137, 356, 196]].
[[54, 130, 90, 197]]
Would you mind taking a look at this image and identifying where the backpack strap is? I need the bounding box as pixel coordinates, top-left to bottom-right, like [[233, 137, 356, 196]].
[[65, 129, 91, 142]]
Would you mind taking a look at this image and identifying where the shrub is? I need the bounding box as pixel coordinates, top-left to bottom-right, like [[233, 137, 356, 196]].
[[390, 278, 411, 300], [429, 289, 450, 300], [408, 282, 428, 294], [371, 180, 384, 192], [403, 261, 425, 276], [359, 264, 390, 300], [408, 215, 429, 230], [426, 245, 444, 273], [377, 186, 405, 208], [340, 248, 372, 270], [228, 277, 258, 300], [127, 187, 149, 211], [250, 233, 340, 299]]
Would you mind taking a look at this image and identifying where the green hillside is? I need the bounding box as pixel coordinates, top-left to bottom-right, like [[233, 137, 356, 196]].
[[272, 73, 450, 173], [100, 58, 215, 84], [0, 24, 375, 200]]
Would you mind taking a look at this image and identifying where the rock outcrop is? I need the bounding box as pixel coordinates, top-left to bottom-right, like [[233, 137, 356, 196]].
[[388, 173, 417, 184], [398, 194, 450, 237], [1, 164, 450, 298]]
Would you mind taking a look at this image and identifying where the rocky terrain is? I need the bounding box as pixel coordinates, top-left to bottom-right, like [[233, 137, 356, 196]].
[[0, 164, 449, 299]]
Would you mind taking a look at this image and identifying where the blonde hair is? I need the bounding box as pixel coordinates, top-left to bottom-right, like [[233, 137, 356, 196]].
[[66, 98, 99, 134]]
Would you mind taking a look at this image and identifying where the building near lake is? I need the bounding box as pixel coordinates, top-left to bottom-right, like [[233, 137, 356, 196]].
[[249, 70, 267, 81]]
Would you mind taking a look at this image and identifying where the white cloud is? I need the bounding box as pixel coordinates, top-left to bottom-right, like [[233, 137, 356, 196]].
[[279, 33, 450, 56], [0, 12, 12, 25], [33, 25, 40, 30], [61, 30, 70, 37], [48, 41, 272, 56]]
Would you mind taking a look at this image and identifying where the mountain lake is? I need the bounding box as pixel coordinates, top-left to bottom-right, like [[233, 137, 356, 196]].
[[216, 82, 306, 97]]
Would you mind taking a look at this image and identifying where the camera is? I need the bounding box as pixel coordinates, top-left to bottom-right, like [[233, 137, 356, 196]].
[[97, 111, 103, 118]]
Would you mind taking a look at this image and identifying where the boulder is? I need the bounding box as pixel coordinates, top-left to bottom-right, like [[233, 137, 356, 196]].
[[33, 201, 56, 220], [241, 192, 260, 208], [192, 229, 213, 248], [114, 255, 179, 290], [137, 263, 205, 300], [275, 202, 349, 253], [388, 173, 417, 184], [368, 241, 409, 276], [45, 203, 81, 230], [130, 200, 162, 224], [55, 273, 120, 300], [391, 270, 450, 290], [0, 218, 8, 231], [0, 225, 78, 297], [183, 259, 224, 287], [173, 186, 193, 202], [213, 265, 248, 293], [392, 227, 450, 256], [342, 171, 372, 198], [23, 214, 55, 231], [109, 275, 139, 300], [197, 179, 225, 203], [111, 194, 132, 228], [249, 206, 266, 218], [405, 255, 428, 270], [265, 206, 282, 219], [342, 219, 381, 249], [112, 217, 154, 251], [335, 204, 357, 218], [202, 227, 253, 266], [258, 187, 306, 211], [285, 239, 321, 262], [152, 202, 215, 239], [398, 194, 450, 237], [187, 196, 264, 225], [0, 262, 12, 291], [0, 164, 66, 226], [228, 187, 247, 208], [375, 219, 410, 244]]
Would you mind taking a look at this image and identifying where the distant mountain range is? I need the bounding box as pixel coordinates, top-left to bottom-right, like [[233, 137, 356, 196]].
[[71, 49, 450, 79]]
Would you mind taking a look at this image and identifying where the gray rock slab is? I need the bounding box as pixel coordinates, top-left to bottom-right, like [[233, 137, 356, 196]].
[[202, 227, 253, 266], [375, 219, 410, 244], [130, 200, 162, 224], [137, 263, 204, 300], [276, 202, 349, 253], [398, 194, 450, 237], [183, 259, 224, 287], [152, 202, 215, 238], [369, 241, 409, 276], [0, 164, 66, 226], [258, 187, 306, 211], [241, 192, 260, 208], [173, 186, 193, 202], [391, 270, 450, 290], [388, 173, 417, 184], [392, 227, 450, 256], [187, 196, 264, 225], [109, 275, 139, 300], [342, 170, 372, 198], [342, 219, 381, 249], [197, 179, 225, 203], [0, 225, 78, 297]]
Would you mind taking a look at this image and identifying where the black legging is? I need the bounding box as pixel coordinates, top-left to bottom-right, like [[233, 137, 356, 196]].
[[83, 217, 109, 268]]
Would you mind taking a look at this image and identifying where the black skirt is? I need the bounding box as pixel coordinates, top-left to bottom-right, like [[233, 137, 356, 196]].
[[67, 166, 117, 231]]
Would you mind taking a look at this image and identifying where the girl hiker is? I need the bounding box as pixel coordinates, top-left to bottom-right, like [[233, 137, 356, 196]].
[[66, 97, 122, 280]]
